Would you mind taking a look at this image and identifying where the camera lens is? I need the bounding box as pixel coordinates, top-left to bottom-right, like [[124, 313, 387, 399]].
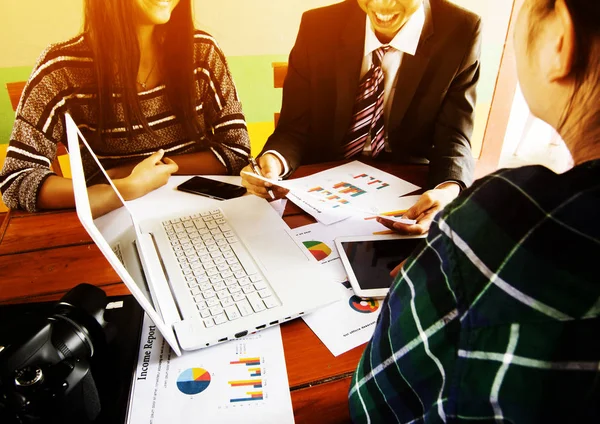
[[14, 366, 44, 387], [50, 284, 109, 359]]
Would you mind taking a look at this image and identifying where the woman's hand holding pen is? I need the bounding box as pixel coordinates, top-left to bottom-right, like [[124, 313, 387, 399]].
[[240, 153, 288, 200]]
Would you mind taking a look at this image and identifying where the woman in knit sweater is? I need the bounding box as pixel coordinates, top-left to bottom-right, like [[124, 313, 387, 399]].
[[0, 0, 250, 217]]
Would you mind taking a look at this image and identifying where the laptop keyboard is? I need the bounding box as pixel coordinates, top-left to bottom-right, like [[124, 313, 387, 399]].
[[162, 209, 281, 329], [112, 243, 125, 265]]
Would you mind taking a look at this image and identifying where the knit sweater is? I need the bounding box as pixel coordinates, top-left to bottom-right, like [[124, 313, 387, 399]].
[[0, 31, 250, 212]]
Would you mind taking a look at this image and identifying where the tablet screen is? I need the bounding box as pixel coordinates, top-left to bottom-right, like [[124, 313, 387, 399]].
[[340, 239, 423, 290]]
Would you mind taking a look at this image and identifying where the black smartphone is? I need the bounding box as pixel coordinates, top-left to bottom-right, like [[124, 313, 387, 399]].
[[176, 176, 247, 200]]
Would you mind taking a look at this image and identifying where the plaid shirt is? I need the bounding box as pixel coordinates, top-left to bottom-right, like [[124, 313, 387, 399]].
[[349, 161, 600, 423]]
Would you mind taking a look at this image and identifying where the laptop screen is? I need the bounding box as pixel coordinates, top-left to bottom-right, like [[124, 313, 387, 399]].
[[66, 112, 187, 355], [67, 116, 159, 322]]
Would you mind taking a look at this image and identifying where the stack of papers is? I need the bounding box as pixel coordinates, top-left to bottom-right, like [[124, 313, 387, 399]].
[[284, 162, 422, 356]]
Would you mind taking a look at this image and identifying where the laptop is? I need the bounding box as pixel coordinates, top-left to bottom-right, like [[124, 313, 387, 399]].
[[65, 113, 340, 356]]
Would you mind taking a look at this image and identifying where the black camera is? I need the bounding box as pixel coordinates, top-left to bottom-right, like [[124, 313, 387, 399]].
[[0, 284, 110, 424]]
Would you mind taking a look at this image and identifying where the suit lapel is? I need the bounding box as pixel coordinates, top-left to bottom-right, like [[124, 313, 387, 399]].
[[333, 2, 366, 147], [387, 0, 435, 134]]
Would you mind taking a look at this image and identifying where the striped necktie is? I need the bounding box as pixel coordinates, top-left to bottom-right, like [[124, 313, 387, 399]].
[[343, 45, 390, 159]]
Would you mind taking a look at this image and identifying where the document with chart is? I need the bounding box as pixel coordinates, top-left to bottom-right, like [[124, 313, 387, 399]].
[[293, 217, 411, 356], [292, 195, 420, 355], [126, 315, 294, 424], [292, 195, 420, 282], [303, 280, 383, 356], [283, 161, 420, 225]]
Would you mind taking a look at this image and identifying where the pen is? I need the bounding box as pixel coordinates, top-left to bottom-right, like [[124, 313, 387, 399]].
[[248, 155, 275, 200]]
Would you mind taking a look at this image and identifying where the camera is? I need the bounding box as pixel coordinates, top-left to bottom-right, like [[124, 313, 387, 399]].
[[0, 284, 110, 424]]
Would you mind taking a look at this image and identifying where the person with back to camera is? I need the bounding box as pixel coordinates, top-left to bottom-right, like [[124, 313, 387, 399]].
[[349, 0, 600, 421], [0, 0, 250, 218], [241, 0, 482, 236]]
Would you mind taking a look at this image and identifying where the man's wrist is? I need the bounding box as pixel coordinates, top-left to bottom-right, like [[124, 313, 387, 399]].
[[434, 181, 461, 197], [262, 150, 290, 178]]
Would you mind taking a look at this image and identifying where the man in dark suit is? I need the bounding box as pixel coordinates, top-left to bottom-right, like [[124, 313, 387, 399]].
[[242, 0, 481, 234]]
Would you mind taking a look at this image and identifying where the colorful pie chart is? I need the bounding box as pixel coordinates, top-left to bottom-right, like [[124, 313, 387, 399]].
[[177, 368, 211, 395], [349, 295, 380, 313], [302, 240, 332, 261]]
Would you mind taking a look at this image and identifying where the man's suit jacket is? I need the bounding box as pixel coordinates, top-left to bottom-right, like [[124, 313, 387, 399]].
[[261, 0, 481, 188]]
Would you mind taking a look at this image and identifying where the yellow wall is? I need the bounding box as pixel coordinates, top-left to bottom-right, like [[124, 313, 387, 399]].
[[0, 0, 84, 67]]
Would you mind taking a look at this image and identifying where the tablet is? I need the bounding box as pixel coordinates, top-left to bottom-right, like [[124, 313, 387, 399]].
[[335, 234, 425, 299]]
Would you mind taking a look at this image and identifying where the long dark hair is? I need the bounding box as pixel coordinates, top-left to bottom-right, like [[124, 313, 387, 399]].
[[83, 0, 201, 142], [529, 0, 600, 146]]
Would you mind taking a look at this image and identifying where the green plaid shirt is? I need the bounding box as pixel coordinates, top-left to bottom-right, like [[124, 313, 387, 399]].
[[349, 161, 600, 423]]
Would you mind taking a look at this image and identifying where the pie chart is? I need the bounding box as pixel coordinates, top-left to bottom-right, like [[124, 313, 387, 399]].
[[177, 368, 211, 395], [349, 295, 380, 313], [302, 240, 332, 261]]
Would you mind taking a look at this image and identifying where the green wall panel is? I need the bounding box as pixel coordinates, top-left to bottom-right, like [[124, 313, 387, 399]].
[[0, 67, 34, 145], [227, 54, 287, 123]]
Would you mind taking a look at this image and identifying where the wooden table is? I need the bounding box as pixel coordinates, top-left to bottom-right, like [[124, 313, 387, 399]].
[[0, 160, 427, 423]]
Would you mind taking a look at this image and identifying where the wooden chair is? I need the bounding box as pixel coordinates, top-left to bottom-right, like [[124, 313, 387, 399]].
[[272, 62, 288, 127], [6, 81, 67, 177]]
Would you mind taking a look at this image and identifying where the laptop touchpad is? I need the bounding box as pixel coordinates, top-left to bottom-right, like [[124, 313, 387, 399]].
[[247, 230, 309, 271]]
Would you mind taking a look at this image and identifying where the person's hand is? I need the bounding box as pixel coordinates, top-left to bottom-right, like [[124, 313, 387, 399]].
[[377, 182, 461, 235], [240, 153, 288, 199], [117, 149, 178, 200]]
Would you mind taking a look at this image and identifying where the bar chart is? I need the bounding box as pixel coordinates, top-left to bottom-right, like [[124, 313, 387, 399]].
[[353, 173, 390, 190], [228, 356, 265, 403], [332, 182, 367, 197]]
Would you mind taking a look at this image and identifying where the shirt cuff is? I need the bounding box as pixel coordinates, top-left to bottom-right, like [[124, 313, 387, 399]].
[[434, 180, 463, 190], [261, 150, 290, 178]]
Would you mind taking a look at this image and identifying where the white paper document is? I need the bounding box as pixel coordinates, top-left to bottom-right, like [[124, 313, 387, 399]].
[[127, 315, 295, 424], [243, 162, 420, 225], [283, 161, 420, 225], [302, 281, 384, 357]]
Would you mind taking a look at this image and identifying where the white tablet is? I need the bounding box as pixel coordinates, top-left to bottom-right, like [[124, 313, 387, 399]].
[[334, 234, 426, 299]]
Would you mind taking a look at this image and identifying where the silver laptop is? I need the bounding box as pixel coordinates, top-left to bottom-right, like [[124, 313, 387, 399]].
[[65, 113, 340, 355]]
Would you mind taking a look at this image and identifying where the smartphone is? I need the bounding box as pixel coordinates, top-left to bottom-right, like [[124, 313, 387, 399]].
[[334, 234, 425, 299], [176, 176, 247, 200]]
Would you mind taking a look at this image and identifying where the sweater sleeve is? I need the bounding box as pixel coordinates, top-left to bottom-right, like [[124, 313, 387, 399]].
[[195, 33, 250, 175], [0, 46, 66, 212]]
